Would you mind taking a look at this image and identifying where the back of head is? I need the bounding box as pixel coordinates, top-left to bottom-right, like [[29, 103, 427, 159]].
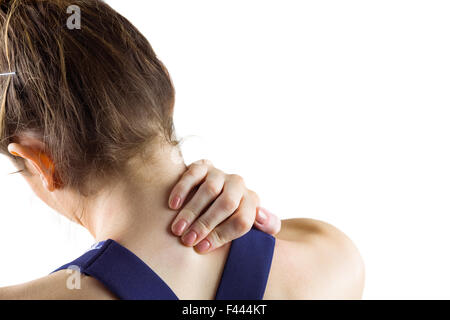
[[0, 0, 176, 193]]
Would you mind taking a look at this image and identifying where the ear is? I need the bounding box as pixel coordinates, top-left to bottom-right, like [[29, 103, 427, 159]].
[[7, 143, 57, 192]]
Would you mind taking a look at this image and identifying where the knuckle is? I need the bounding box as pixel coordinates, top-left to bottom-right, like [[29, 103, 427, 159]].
[[179, 208, 197, 222], [194, 219, 212, 235], [210, 229, 226, 246], [248, 190, 260, 204], [192, 159, 203, 165], [199, 159, 213, 166], [184, 170, 197, 180], [229, 174, 244, 184], [213, 167, 225, 175], [234, 214, 253, 234], [186, 163, 203, 177], [202, 180, 222, 197], [220, 195, 239, 212]]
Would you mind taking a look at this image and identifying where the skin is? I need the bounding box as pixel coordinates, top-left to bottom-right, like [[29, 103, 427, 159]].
[[0, 134, 364, 299]]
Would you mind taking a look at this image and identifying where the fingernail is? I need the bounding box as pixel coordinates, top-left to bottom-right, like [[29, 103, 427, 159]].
[[182, 230, 197, 246], [195, 239, 211, 253], [170, 195, 182, 209], [172, 219, 187, 236], [256, 208, 268, 224]]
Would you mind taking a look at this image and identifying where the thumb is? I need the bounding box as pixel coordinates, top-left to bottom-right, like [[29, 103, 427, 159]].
[[254, 207, 281, 236]]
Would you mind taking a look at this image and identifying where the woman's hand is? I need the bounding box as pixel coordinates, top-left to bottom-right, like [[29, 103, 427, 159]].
[[169, 159, 281, 253]]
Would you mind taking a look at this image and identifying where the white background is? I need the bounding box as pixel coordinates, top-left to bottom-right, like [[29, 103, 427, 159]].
[[0, 0, 449, 299]]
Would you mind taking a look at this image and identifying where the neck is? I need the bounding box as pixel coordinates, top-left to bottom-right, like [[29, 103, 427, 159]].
[[71, 145, 231, 299], [79, 145, 188, 252]]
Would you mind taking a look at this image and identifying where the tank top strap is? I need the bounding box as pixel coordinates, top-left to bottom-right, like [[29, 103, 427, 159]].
[[51, 239, 178, 300], [52, 228, 276, 300], [214, 228, 276, 300]]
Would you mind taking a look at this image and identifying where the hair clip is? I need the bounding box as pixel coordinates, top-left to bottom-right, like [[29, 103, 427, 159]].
[[0, 72, 16, 76]]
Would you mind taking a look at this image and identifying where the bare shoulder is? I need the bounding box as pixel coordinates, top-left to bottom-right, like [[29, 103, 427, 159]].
[[0, 270, 117, 300], [263, 218, 365, 300]]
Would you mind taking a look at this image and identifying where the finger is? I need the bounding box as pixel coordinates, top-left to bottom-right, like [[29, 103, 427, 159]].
[[194, 191, 256, 253], [168, 160, 210, 210], [253, 207, 281, 235], [171, 169, 225, 236], [192, 159, 213, 167], [181, 175, 245, 247]]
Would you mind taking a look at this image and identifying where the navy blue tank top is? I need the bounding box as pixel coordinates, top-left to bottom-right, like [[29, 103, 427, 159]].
[[52, 228, 275, 300]]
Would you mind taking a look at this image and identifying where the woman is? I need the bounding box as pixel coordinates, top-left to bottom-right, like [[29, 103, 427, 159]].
[[0, 0, 364, 299]]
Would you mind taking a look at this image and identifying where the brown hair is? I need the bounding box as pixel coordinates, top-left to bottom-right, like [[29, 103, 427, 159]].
[[0, 0, 177, 192]]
